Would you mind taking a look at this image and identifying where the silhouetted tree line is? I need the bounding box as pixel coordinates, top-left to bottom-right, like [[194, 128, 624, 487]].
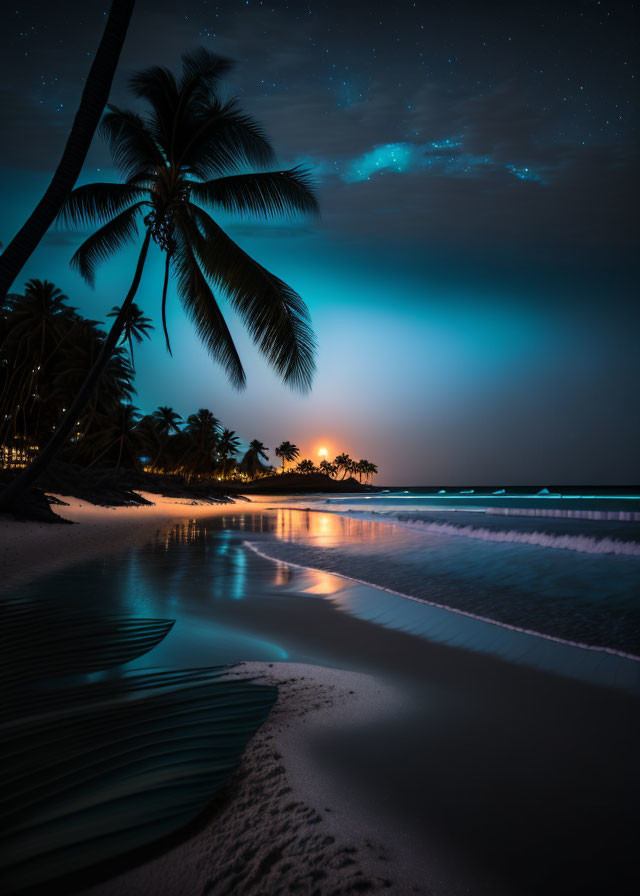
[[1, 281, 377, 482]]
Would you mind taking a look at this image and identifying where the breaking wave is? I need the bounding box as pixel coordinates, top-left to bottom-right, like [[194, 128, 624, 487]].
[[378, 516, 640, 556], [243, 540, 640, 663]]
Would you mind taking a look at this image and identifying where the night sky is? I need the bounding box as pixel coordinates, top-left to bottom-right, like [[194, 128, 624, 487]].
[[1, 1, 638, 484]]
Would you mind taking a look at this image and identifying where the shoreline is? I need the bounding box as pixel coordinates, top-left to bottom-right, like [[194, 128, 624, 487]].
[[2, 494, 439, 894], [4, 493, 640, 895], [80, 663, 440, 896], [0, 492, 246, 593]]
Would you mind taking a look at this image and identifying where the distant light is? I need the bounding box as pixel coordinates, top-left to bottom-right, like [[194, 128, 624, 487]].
[[318, 447, 328, 457]]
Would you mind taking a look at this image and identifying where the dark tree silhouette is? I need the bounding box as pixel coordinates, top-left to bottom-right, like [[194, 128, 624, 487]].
[[107, 302, 153, 368], [240, 439, 269, 478], [1, 47, 318, 511], [275, 440, 299, 471], [0, 1, 135, 301], [333, 453, 352, 479]]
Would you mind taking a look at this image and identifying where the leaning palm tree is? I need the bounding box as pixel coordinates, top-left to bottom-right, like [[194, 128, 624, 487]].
[[274, 440, 299, 472], [318, 458, 337, 478], [1, 47, 318, 511], [240, 439, 269, 479], [107, 301, 153, 368], [0, 1, 135, 300], [333, 453, 352, 480], [364, 461, 378, 483]]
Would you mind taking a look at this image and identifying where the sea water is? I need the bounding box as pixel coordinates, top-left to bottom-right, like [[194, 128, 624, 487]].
[[236, 491, 640, 659]]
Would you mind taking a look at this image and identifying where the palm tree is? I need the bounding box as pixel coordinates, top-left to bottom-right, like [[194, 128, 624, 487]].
[[1, 47, 318, 511], [295, 459, 316, 474], [0, 1, 135, 300], [183, 408, 220, 476], [216, 428, 241, 477], [150, 405, 182, 469], [318, 458, 337, 478], [153, 405, 183, 436], [240, 439, 269, 479], [274, 440, 299, 472], [333, 453, 352, 480], [107, 302, 153, 368], [364, 461, 378, 483], [0, 280, 77, 446], [53, 322, 135, 449]]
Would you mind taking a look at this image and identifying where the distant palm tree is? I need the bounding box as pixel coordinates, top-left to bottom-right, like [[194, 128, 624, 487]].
[[364, 461, 378, 483], [1, 46, 318, 511], [150, 405, 182, 468], [0, 1, 135, 300], [275, 440, 299, 472], [240, 439, 269, 478], [183, 408, 219, 475], [216, 428, 241, 477], [318, 458, 337, 478], [153, 405, 183, 436], [295, 458, 316, 474], [107, 302, 153, 368], [333, 453, 352, 480]]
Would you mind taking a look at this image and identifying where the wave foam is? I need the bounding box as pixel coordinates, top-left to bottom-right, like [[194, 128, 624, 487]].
[[243, 540, 640, 662], [382, 515, 640, 556]]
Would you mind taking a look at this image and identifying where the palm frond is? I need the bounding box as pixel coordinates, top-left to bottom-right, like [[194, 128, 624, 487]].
[[190, 166, 319, 220], [178, 98, 276, 178], [172, 226, 246, 389], [184, 205, 316, 391], [58, 182, 145, 229], [100, 106, 164, 179], [180, 47, 234, 110], [70, 205, 142, 286], [128, 66, 179, 155]]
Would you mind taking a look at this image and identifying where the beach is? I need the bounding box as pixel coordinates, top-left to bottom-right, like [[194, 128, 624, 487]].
[[3, 492, 640, 895]]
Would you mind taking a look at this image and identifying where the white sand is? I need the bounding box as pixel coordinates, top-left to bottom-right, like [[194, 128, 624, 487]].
[[1, 496, 437, 894], [0, 492, 240, 593], [82, 663, 435, 896]]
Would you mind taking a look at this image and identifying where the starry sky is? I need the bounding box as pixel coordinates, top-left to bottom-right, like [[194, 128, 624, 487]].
[[1, 1, 638, 484]]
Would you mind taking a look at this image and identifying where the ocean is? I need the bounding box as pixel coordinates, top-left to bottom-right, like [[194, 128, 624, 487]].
[[236, 489, 640, 663]]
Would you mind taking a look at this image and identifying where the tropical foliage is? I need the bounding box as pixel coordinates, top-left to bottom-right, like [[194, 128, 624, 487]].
[[275, 440, 299, 471], [288, 454, 378, 482], [1, 282, 378, 482], [1, 46, 319, 508]]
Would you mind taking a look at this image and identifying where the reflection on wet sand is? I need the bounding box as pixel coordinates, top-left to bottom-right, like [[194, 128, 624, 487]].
[[9, 509, 640, 896], [272, 508, 400, 547]]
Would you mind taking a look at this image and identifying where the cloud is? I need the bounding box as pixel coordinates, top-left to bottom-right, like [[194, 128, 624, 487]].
[[339, 137, 543, 186]]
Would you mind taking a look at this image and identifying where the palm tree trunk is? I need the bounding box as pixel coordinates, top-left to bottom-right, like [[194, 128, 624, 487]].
[[0, 0, 135, 301], [0, 232, 150, 510]]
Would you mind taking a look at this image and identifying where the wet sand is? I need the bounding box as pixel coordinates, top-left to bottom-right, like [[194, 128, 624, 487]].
[[3, 496, 640, 894]]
